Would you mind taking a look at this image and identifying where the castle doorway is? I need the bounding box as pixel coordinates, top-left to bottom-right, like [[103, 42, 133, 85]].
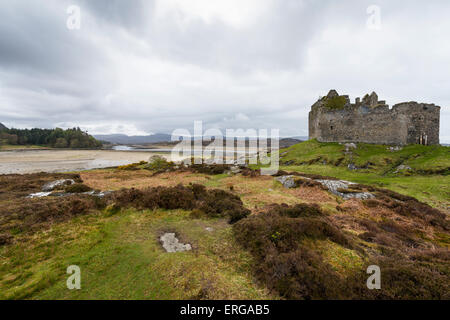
[[419, 133, 428, 145]]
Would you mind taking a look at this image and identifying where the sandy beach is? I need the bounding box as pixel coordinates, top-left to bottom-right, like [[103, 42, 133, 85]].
[[0, 149, 171, 174], [0, 146, 263, 174]]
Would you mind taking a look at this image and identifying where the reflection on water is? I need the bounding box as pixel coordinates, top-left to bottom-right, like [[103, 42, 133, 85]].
[[112, 145, 134, 151], [112, 145, 172, 152]]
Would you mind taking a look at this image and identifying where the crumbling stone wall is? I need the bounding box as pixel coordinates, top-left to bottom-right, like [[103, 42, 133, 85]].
[[309, 90, 440, 145]]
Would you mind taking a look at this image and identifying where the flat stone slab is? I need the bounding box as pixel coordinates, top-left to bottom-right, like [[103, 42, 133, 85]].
[[26, 190, 111, 199], [27, 192, 53, 199], [160, 233, 192, 253]]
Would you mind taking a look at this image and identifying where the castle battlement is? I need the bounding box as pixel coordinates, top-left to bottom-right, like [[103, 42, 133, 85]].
[[309, 90, 441, 145]]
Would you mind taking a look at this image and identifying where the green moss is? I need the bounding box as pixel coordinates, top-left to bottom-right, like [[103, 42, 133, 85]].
[[324, 96, 347, 110]]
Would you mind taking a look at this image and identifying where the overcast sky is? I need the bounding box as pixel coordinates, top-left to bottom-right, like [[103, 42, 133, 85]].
[[0, 0, 449, 141]]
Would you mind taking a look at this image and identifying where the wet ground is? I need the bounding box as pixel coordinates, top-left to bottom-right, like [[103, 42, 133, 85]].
[[0, 149, 170, 174]]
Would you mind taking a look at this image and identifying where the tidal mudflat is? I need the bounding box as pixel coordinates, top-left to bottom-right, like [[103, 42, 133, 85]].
[[0, 149, 171, 174]]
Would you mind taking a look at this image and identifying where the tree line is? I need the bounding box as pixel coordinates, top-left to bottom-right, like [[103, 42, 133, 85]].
[[0, 127, 102, 149]]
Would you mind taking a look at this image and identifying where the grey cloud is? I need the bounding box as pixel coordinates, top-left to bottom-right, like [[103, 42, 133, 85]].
[[0, 0, 448, 141]]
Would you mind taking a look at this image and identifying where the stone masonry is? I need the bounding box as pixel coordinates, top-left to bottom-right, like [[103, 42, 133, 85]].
[[309, 90, 441, 145]]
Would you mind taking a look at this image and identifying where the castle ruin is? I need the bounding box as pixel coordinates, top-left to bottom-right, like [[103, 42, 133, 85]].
[[309, 90, 440, 145]]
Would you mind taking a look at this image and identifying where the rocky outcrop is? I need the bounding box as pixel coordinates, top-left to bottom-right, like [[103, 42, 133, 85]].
[[316, 179, 374, 200], [276, 175, 296, 188], [274, 173, 374, 200], [42, 179, 75, 191]]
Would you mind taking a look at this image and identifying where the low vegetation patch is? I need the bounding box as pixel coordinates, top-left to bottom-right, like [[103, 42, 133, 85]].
[[112, 184, 250, 224], [64, 183, 93, 193], [144, 155, 176, 172], [117, 161, 147, 171], [0, 173, 83, 201], [233, 200, 449, 299], [233, 203, 354, 299], [324, 96, 348, 110], [0, 195, 105, 237]]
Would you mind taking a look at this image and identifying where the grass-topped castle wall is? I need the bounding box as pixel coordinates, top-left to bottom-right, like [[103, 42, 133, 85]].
[[309, 90, 441, 145]]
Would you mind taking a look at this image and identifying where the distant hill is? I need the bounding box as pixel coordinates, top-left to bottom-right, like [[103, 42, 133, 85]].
[[95, 133, 304, 148], [0, 123, 8, 131], [290, 136, 308, 141], [94, 133, 172, 144]]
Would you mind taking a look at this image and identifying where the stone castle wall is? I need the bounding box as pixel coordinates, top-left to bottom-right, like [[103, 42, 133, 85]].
[[309, 90, 440, 145]]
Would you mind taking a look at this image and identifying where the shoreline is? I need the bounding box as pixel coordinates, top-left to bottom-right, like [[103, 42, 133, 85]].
[[0, 149, 171, 174]]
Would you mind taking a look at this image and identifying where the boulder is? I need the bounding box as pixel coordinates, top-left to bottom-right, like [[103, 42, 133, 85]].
[[345, 143, 357, 151], [230, 166, 241, 174], [275, 175, 296, 189]]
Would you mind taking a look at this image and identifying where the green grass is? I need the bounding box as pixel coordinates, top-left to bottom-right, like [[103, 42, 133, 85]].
[[0, 208, 272, 300], [281, 139, 345, 164], [0, 144, 49, 151], [258, 140, 450, 209], [203, 173, 229, 188], [281, 139, 449, 173], [282, 164, 449, 209]]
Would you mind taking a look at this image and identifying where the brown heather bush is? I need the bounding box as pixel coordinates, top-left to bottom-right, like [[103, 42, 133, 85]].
[[189, 163, 231, 175], [111, 184, 249, 224], [373, 195, 447, 230], [0, 173, 83, 200], [233, 201, 450, 299], [294, 178, 325, 189], [355, 185, 448, 230], [232, 203, 356, 299], [240, 167, 260, 177], [357, 218, 421, 248], [347, 256, 450, 300], [64, 183, 93, 193], [260, 248, 346, 299], [362, 199, 381, 208], [0, 233, 13, 245], [0, 195, 104, 237]]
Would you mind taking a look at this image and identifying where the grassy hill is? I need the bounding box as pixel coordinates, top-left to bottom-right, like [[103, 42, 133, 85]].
[[276, 139, 449, 209]]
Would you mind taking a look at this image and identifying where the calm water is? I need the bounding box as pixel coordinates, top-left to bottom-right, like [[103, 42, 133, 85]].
[[111, 145, 260, 155]]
